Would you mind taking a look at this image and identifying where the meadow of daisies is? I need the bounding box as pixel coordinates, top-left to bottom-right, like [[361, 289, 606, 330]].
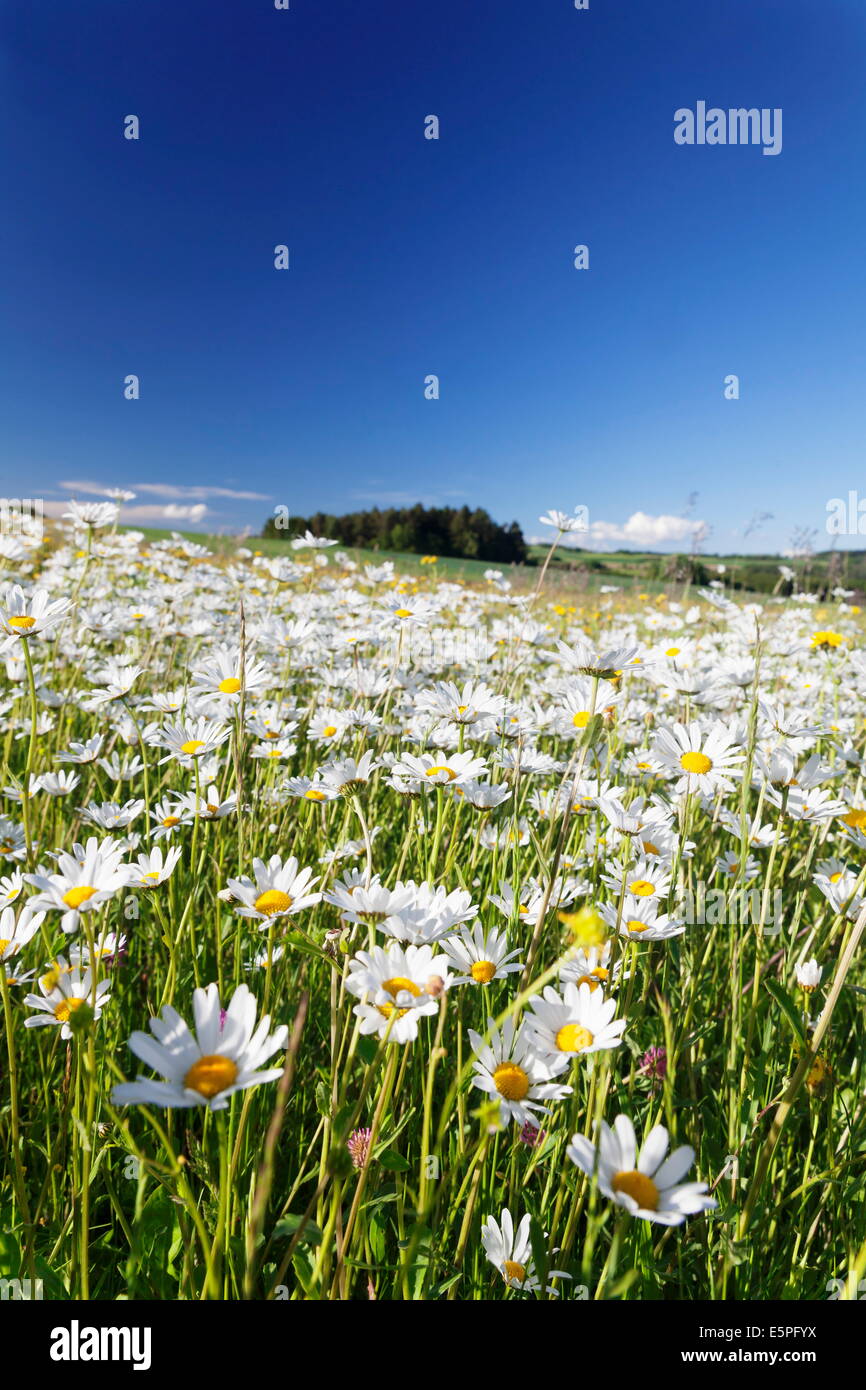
[[1, 504, 865, 1302]]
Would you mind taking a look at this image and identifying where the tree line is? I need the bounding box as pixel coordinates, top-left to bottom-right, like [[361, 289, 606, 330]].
[[262, 503, 528, 564]]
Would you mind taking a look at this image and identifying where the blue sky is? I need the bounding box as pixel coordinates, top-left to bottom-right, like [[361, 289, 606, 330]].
[[2, 0, 865, 553]]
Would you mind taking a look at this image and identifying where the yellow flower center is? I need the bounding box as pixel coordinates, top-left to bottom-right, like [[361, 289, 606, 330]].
[[305, 789, 327, 801], [0, 939, 9, 955], [518, 905, 529, 914], [829, 870, 844, 883], [811, 630, 843, 649], [381, 976, 421, 999], [180, 739, 205, 755], [626, 920, 651, 933], [218, 677, 242, 695], [612, 1169, 659, 1210], [503, 1260, 527, 1283], [665, 646, 680, 656], [574, 968, 608, 991], [843, 809, 866, 830], [680, 751, 712, 775], [629, 880, 655, 897], [254, 889, 293, 915], [642, 839, 660, 856], [426, 766, 456, 780], [394, 608, 412, 618], [493, 1061, 530, 1101], [555, 1024, 594, 1052], [184, 1054, 239, 1099], [378, 1001, 412, 1021], [572, 711, 590, 728], [162, 816, 180, 827], [8, 615, 35, 631], [322, 726, 337, 737], [54, 997, 86, 1023], [470, 960, 497, 984], [62, 885, 97, 909]]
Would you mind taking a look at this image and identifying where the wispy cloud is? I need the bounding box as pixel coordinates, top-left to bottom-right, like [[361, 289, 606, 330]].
[[43, 500, 210, 524], [58, 479, 270, 502]]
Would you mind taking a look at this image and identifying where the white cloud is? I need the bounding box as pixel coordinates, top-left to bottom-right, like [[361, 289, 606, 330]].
[[546, 511, 707, 551], [132, 483, 271, 501], [42, 500, 209, 524], [58, 479, 270, 502]]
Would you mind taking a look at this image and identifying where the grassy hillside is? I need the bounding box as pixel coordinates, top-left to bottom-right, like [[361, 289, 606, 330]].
[[123, 527, 866, 600]]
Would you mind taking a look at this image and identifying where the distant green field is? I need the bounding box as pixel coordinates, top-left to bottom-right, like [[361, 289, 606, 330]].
[[124, 527, 865, 600], [126, 529, 671, 595]]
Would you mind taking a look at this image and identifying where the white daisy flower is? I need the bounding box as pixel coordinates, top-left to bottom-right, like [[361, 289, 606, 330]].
[[0, 584, 72, 646], [652, 720, 744, 796], [481, 1208, 571, 1295], [599, 898, 685, 942], [158, 717, 231, 764], [345, 942, 452, 1044], [523, 981, 627, 1076], [64, 500, 119, 530], [390, 749, 488, 787], [469, 1016, 571, 1128], [190, 646, 272, 702], [0, 903, 45, 962], [55, 735, 105, 765], [440, 923, 523, 985], [566, 1113, 717, 1226], [111, 982, 288, 1111], [24, 956, 112, 1039], [0, 870, 26, 909], [25, 837, 128, 934], [122, 845, 183, 889], [226, 854, 322, 925], [555, 636, 643, 679]]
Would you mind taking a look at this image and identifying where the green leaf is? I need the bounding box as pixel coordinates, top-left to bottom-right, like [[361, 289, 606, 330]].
[[764, 977, 807, 1045], [0, 1227, 21, 1278], [356, 1036, 379, 1066], [273, 1214, 324, 1247], [315, 1080, 331, 1119], [377, 1149, 410, 1172], [528, 1213, 549, 1294]]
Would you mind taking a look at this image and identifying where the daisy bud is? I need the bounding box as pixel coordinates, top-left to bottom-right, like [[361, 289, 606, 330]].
[[795, 958, 822, 993], [425, 974, 445, 998]]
